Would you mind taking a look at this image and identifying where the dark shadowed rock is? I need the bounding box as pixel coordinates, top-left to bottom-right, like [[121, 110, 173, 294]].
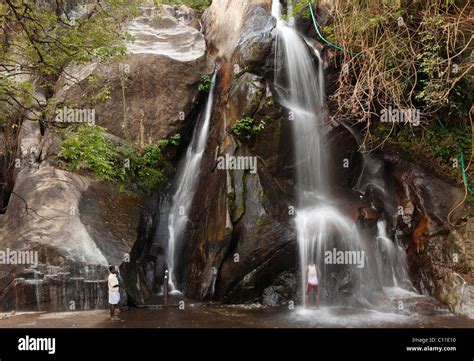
[[380, 145, 468, 316], [262, 269, 299, 306], [214, 147, 297, 303], [325, 126, 364, 189], [230, 6, 276, 75]]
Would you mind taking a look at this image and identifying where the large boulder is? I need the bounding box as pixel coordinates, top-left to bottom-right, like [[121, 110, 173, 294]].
[[213, 146, 297, 303], [53, 5, 213, 147], [325, 126, 364, 189], [0, 166, 142, 311], [202, 0, 273, 62]]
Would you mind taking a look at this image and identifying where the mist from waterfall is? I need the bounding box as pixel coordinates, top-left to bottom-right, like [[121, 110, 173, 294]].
[[166, 72, 217, 292], [271, 0, 411, 307]]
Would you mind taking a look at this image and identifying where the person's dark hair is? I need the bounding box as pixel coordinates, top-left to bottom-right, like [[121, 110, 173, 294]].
[[109, 266, 115, 272]]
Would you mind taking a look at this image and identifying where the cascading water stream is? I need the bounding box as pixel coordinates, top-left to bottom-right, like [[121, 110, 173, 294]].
[[272, 2, 326, 200], [376, 220, 412, 290], [271, 0, 411, 307], [166, 72, 217, 292]]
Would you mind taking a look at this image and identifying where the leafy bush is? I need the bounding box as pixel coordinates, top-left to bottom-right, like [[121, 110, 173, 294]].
[[121, 140, 170, 191], [198, 75, 212, 93], [232, 117, 265, 140], [59, 125, 118, 182], [59, 125, 179, 191], [169, 133, 181, 146]]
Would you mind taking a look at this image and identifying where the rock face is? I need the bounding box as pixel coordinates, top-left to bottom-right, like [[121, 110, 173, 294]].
[[202, 0, 272, 63], [0, 166, 142, 311], [2, 0, 471, 317], [53, 5, 213, 147], [379, 146, 470, 317], [0, 4, 208, 311], [167, 0, 471, 317], [170, 0, 299, 304], [355, 145, 471, 317], [173, 0, 369, 306]]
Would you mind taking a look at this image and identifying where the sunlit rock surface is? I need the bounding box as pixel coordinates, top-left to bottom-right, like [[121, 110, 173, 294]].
[[127, 5, 204, 61], [0, 167, 142, 311], [54, 5, 213, 146]]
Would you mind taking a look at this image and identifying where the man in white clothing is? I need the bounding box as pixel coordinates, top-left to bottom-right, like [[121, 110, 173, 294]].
[[108, 266, 121, 321]]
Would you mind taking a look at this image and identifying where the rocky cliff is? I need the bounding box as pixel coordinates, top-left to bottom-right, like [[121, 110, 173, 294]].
[[0, 4, 212, 311], [169, 0, 471, 316], [0, 0, 471, 319]]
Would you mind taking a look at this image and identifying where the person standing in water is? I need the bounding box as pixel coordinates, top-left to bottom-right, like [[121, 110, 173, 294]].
[[306, 262, 321, 308], [108, 266, 121, 321]]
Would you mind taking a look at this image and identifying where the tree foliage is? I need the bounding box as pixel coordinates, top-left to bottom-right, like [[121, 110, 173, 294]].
[[59, 124, 176, 191]]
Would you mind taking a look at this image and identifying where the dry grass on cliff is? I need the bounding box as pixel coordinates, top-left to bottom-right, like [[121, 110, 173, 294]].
[[321, 0, 472, 139]]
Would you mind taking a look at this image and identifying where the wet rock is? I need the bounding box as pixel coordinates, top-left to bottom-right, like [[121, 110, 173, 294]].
[[227, 73, 265, 120], [176, 138, 233, 299], [176, 67, 299, 303], [355, 153, 399, 224], [175, 61, 298, 304], [262, 269, 299, 306], [214, 146, 297, 303], [0, 264, 109, 312], [119, 195, 159, 305], [325, 125, 364, 189], [178, 0, 310, 305], [380, 145, 470, 317], [383, 146, 465, 224], [253, 85, 296, 198]]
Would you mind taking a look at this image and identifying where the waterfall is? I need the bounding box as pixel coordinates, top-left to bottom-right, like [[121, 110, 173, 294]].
[[166, 72, 217, 292], [376, 220, 412, 290], [271, 0, 386, 306], [272, 0, 326, 202]]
